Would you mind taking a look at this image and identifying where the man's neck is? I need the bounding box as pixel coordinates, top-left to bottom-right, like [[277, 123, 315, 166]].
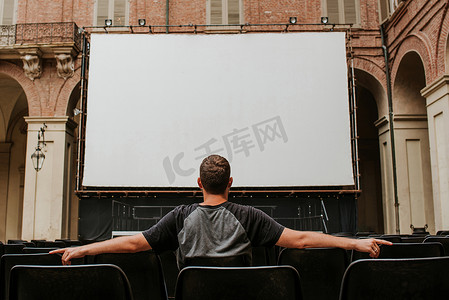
[[201, 193, 228, 206]]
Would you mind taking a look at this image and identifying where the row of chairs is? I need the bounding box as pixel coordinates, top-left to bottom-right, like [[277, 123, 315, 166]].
[[5, 257, 449, 300], [2, 239, 449, 300]]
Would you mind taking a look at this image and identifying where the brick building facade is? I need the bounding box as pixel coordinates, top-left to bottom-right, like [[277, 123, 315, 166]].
[[1, 0, 449, 241]]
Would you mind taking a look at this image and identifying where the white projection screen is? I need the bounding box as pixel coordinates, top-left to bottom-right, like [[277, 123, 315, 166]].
[[83, 32, 354, 188]]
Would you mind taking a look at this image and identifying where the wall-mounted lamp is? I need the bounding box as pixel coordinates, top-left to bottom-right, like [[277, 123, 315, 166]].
[[321, 17, 329, 24], [31, 124, 47, 172], [73, 108, 83, 116], [289, 17, 297, 24], [105, 19, 113, 26], [138, 19, 146, 26]]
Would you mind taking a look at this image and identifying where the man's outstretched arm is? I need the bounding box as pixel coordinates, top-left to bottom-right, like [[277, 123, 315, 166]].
[[50, 233, 151, 265], [276, 228, 392, 258]]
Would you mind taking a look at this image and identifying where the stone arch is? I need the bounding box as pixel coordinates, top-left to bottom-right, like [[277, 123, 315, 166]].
[[54, 67, 82, 116], [0, 61, 41, 116], [390, 34, 433, 87], [353, 68, 386, 233], [353, 64, 388, 117], [436, 2, 449, 75], [393, 51, 427, 114]]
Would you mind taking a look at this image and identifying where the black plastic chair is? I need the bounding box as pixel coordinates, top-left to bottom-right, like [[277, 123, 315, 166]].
[[278, 248, 348, 300], [340, 257, 449, 299], [7, 240, 27, 245], [400, 236, 427, 243], [184, 254, 250, 268], [34, 240, 66, 248], [93, 251, 168, 300], [159, 251, 179, 299], [351, 242, 443, 262], [9, 264, 133, 300], [55, 239, 82, 247], [22, 247, 58, 254], [436, 230, 449, 236], [252, 246, 277, 266], [3, 244, 25, 254], [423, 236, 449, 256], [0, 253, 62, 300], [379, 234, 402, 243], [175, 266, 302, 300]]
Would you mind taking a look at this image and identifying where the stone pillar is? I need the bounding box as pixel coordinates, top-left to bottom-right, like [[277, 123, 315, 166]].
[[393, 115, 434, 234], [421, 75, 449, 232], [0, 143, 12, 242], [22, 117, 77, 241], [375, 116, 396, 234], [375, 114, 435, 234]]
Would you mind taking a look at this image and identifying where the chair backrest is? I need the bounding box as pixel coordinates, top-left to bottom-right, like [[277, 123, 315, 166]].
[[423, 236, 449, 256], [158, 251, 179, 300], [400, 236, 427, 243], [340, 257, 449, 300], [55, 239, 82, 247], [278, 247, 348, 300], [252, 246, 277, 266], [93, 251, 167, 300], [22, 247, 58, 254], [3, 244, 25, 255], [176, 266, 301, 300], [34, 241, 66, 248], [378, 242, 443, 258], [9, 264, 133, 300], [184, 254, 251, 268], [436, 230, 449, 236], [352, 242, 443, 262], [0, 253, 62, 300]]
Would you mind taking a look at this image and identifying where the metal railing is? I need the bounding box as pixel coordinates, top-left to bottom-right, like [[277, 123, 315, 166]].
[[0, 22, 81, 49]]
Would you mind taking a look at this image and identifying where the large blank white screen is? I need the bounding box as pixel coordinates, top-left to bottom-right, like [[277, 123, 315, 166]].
[[83, 33, 354, 187]]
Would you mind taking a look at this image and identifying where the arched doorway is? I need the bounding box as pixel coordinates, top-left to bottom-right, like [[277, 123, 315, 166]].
[[354, 69, 386, 234], [392, 51, 434, 233], [0, 73, 28, 242]]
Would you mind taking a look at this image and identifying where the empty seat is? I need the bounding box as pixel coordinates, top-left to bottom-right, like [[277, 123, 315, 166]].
[[436, 230, 449, 236], [379, 235, 401, 243], [0, 253, 62, 300], [351, 242, 443, 262], [9, 264, 132, 300], [340, 257, 449, 299], [159, 250, 179, 299], [400, 236, 427, 243], [93, 251, 168, 300], [278, 247, 348, 300], [34, 240, 66, 248], [3, 244, 25, 255], [423, 236, 449, 256], [184, 254, 250, 268], [175, 266, 302, 300], [22, 247, 58, 254], [55, 239, 82, 247]]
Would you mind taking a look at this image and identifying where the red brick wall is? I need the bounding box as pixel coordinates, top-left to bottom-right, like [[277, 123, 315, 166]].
[[9, 0, 449, 117]]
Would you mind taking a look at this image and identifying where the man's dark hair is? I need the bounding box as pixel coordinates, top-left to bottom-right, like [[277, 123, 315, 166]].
[[200, 155, 231, 195]]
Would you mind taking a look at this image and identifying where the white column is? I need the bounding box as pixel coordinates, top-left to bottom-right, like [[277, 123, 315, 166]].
[[22, 117, 77, 241], [421, 76, 449, 232]]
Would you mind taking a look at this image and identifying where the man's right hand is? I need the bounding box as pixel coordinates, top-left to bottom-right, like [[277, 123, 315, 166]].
[[50, 247, 86, 265]]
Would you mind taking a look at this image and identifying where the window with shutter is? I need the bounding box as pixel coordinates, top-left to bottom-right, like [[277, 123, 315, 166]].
[[95, 0, 129, 26], [207, 0, 242, 26], [1, 0, 16, 25], [379, 0, 391, 22], [323, 0, 359, 25]]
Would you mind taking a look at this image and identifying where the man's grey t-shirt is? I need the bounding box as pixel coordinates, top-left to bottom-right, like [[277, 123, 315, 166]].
[[142, 201, 285, 268]]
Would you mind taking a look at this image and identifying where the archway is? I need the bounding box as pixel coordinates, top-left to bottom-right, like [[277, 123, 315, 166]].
[[0, 73, 28, 242], [354, 69, 385, 234], [392, 51, 434, 233]]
